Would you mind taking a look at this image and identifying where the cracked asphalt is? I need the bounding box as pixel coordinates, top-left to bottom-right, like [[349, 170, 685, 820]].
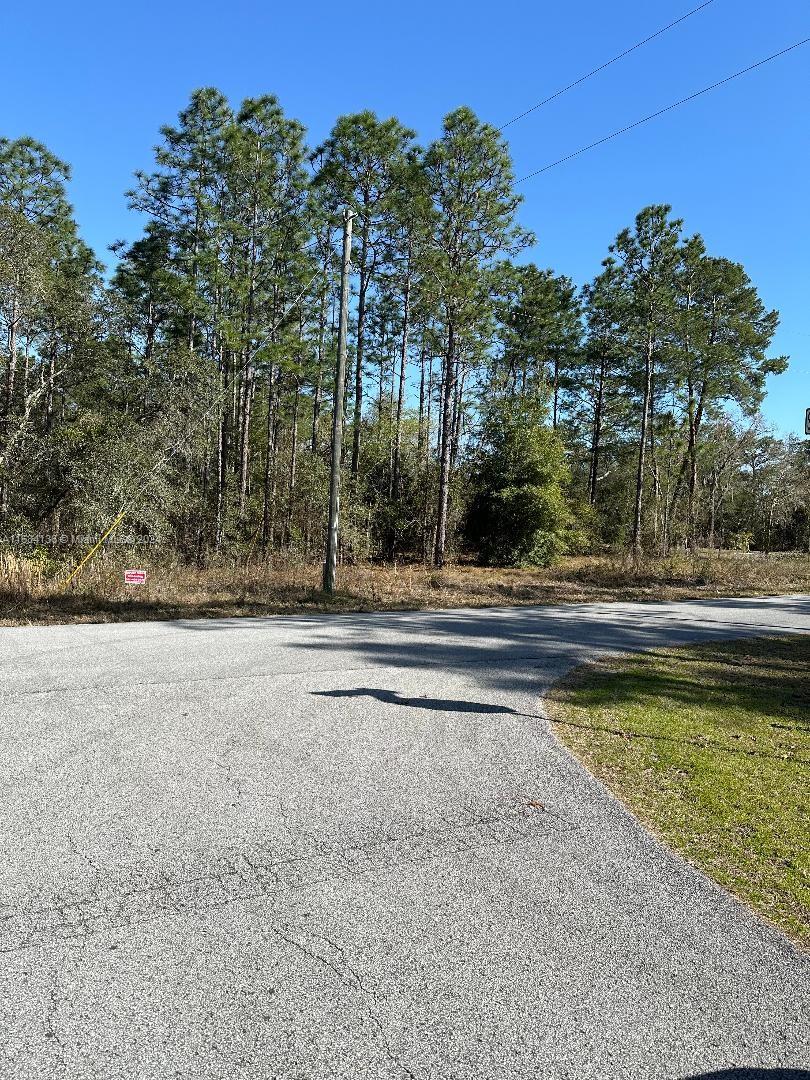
[[1, 595, 808, 1080]]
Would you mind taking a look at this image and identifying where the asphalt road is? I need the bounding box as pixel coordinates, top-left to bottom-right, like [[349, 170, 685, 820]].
[[1, 595, 809, 1080]]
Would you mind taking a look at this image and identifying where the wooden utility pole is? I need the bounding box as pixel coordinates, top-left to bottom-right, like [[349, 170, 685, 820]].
[[323, 209, 354, 593]]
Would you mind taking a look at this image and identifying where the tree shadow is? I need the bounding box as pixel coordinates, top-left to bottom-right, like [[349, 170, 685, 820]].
[[275, 599, 810, 713], [553, 635, 810, 730], [680, 1070, 810, 1079], [311, 687, 522, 715], [17, 598, 807, 728], [552, 716, 810, 765]]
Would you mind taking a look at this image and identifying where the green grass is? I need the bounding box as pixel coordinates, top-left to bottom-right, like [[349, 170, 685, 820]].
[[547, 635, 810, 947]]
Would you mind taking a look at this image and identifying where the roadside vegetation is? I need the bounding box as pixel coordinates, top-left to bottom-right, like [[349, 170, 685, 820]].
[[1, 93, 809, 598], [547, 635, 810, 947], [1, 550, 808, 625]]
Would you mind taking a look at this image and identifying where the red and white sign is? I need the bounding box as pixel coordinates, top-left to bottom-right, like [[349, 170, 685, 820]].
[[124, 569, 147, 585]]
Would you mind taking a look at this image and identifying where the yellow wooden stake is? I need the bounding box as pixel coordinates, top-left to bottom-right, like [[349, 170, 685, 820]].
[[61, 508, 128, 591]]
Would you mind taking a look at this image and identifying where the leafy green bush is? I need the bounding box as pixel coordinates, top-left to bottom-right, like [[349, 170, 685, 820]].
[[728, 530, 754, 552], [467, 397, 577, 567]]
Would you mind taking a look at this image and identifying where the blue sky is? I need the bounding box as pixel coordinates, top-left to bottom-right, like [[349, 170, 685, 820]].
[[2, 0, 808, 433]]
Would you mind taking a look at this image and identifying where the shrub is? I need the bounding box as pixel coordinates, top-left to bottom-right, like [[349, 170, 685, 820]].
[[467, 397, 576, 567]]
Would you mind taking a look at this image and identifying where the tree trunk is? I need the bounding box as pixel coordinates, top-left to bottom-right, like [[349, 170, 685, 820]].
[[450, 364, 466, 470], [422, 353, 434, 562], [392, 277, 410, 501], [588, 344, 607, 506], [708, 474, 718, 550], [632, 325, 654, 556], [215, 343, 229, 551], [434, 320, 456, 567], [351, 228, 370, 480], [648, 386, 663, 553], [5, 286, 19, 419], [262, 369, 278, 549], [311, 282, 328, 454], [238, 363, 254, 521], [285, 382, 299, 549], [44, 336, 57, 435]]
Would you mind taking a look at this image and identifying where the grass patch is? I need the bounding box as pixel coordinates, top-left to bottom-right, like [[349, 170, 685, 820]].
[[1, 550, 809, 625], [547, 635, 810, 947]]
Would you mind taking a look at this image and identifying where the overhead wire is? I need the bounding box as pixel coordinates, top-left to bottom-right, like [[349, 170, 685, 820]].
[[498, 0, 717, 131], [516, 36, 810, 182], [63, 22, 810, 580]]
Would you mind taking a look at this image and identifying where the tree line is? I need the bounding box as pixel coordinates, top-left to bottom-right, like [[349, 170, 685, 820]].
[[1, 88, 807, 573]]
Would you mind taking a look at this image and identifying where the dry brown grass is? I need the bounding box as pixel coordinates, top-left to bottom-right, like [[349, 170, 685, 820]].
[[0, 549, 808, 626]]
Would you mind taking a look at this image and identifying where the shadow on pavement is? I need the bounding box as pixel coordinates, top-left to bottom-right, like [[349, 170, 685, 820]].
[[681, 1070, 810, 1079], [550, 635, 810, 729], [311, 687, 521, 714], [279, 598, 810, 707]]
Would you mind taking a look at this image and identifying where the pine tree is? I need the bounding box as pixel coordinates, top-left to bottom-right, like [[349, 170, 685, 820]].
[[468, 396, 573, 567], [313, 113, 416, 481], [422, 106, 529, 566], [609, 205, 682, 554], [671, 236, 785, 546]]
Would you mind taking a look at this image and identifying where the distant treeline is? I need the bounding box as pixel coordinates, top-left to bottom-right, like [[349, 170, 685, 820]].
[[1, 89, 807, 569]]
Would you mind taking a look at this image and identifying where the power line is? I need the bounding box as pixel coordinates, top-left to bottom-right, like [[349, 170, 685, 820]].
[[517, 36, 810, 183], [498, 0, 717, 132]]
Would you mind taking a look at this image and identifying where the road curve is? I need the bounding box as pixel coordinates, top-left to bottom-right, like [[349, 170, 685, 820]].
[[1, 595, 808, 1080]]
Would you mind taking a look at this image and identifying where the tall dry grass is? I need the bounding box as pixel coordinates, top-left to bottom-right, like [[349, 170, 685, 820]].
[[0, 549, 808, 625]]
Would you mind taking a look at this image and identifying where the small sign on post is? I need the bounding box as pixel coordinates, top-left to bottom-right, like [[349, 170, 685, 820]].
[[805, 408, 810, 436], [124, 569, 147, 585]]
